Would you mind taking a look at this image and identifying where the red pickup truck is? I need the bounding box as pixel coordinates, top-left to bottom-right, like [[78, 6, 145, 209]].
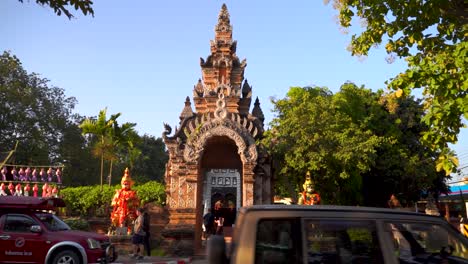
[[0, 196, 117, 264]]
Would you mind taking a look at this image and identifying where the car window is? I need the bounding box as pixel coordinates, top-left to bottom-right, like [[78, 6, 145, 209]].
[[255, 219, 301, 264], [35, 212, 70, 231], [386, 221, 468, 263], [4, 214, 38, 233], [304, 219, 383, 264]]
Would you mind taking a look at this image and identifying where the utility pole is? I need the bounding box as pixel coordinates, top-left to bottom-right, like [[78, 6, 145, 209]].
[[0, 141, 18, 168]]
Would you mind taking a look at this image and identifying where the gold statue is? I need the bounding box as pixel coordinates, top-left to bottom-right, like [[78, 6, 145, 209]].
[[298, 172, 321, 205], [110, 168, 140, 234]]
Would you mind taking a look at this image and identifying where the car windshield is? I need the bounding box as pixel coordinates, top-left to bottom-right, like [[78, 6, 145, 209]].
[[387, 222, 468, 261], [35, 212, 71, 231]]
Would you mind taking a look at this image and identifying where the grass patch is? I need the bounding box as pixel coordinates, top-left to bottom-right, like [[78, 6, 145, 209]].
[[151, 248, 166, 256]]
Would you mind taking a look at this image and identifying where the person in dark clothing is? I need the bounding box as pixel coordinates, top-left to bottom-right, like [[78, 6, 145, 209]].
[[142, 208, 151, 256], [203, 208, 215, 238], [131, 208, 145, 260]]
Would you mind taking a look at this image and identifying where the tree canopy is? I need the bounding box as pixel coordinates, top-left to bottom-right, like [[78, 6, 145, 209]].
[[0, 51, 77, 164], [327, 0, 467, 174], [0, 51, 102, 186], [130, 135, 168, 183], [264, 83, 448, 206], [79, 108, 138, 189], [0, 51, 167, 187], [18, 0, 94, 19]]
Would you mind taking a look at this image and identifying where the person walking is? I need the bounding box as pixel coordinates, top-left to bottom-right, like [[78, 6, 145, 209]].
[[215, 215, 224, 235], [203, 208, 215, 238], [131, 208, 145, 260], [142, 207, 151, 256]]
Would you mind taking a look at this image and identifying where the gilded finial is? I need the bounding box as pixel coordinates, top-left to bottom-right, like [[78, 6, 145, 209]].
[[121, 168, 133, 185]]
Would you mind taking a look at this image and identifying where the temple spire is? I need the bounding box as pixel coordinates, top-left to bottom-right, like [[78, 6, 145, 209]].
[[218, 4, 230, 23], [252, 97, 264, 123], [242, 79, 252, 98], [194, 4, 248, 114], [214, 3, 232, 43], [179, 96, 194, 121]]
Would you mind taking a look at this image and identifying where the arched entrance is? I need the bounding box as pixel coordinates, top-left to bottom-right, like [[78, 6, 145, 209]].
[[197, 136, 242, 246]]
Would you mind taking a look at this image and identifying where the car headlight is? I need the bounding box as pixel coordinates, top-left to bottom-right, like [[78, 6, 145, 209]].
[[87, 238, 101, 249]]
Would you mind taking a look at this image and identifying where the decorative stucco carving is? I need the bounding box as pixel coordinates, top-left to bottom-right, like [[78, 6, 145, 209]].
[[248, 144, 258, 163], [183, 120, 257, 164], [168, 176, 178, 208], [186, 182, 196, 208], [168, 195, 177, 208], [178, 177, 185, 207], [213, 55, 232, 68], [214, 93, 228, 120]]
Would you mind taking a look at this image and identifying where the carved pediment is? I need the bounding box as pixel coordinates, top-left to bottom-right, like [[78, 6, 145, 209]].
[[183, 118, 257, 164]]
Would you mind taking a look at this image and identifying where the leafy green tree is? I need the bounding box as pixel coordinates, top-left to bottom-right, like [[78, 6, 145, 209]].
[[58, 115, 100, 186], [130, 135, 168, 183], [327, 0, 467, 174], [18, 0, 94, 19], [105, 120, 137, 186], [80, 109, 139, 187], [0, 51, 78, 166], [0, 51, 142, 187], [264, 85, 382, 205], [79, 108, 120, 190], [265, 83, 449, 206], [362, 91, 449, 206]]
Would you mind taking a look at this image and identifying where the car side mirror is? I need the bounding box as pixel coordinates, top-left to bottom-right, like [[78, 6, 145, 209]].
[[30, 225, 42, 233], [207, 235, 227, 264]]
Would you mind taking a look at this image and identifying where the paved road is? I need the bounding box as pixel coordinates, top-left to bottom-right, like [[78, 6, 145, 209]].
[[111, 255, 207, 264]]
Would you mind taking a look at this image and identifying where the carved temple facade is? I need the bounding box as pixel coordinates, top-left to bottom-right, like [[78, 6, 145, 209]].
[[161, 4, 272, 251]]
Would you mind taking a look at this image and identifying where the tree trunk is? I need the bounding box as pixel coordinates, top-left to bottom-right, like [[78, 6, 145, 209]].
[[100, 154, 104, 191], [108, 160, 113, 186], [100, 136, 104, 191]]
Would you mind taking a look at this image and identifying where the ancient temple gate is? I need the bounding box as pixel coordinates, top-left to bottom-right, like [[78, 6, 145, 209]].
[[161, 4, 271, 252]]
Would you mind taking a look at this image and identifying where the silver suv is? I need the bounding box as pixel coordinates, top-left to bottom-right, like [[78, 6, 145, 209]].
[[208, 205, 468, 264]]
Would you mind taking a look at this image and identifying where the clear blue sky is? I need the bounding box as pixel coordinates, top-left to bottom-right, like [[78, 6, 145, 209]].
[[1, 1, 467, 172]]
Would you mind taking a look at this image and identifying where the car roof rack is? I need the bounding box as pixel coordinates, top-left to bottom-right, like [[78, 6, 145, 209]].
[[0, 196, 65, 210]]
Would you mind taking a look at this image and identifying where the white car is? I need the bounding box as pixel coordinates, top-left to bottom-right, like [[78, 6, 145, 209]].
[[207, 205, 468, 264]]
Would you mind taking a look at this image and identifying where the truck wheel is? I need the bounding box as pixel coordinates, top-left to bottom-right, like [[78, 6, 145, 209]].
[[52, 250, 80, 264]]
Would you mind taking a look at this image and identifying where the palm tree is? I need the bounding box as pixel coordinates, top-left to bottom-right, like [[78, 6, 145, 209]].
[[126, 143, 142, 171], [79, 108, 120, 190], [106, 120, 137, 186]]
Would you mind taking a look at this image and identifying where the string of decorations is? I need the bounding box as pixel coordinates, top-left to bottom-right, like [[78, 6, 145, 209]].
[[2, 164, 65, 168], [0, 165, 64, 198], [1, 166, 63, 183]]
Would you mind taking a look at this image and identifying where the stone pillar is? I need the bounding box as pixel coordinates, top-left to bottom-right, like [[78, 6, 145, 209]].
[[262, 174, 271, 204], [254, 172, 264, 204], [243, 163, 255, 206]]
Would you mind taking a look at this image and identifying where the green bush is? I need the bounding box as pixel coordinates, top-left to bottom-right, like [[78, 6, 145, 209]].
[[60, 181, 166, 217], [134, 181, 166, 205], [63, 217, 90, 231]]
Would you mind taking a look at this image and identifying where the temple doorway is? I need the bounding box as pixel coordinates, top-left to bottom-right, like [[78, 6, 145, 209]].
[[205, 174, 240, 214], [198, 136, 242, 243]]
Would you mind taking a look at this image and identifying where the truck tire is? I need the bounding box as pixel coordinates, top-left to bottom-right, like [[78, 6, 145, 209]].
[[52, 250, 80, 264]]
